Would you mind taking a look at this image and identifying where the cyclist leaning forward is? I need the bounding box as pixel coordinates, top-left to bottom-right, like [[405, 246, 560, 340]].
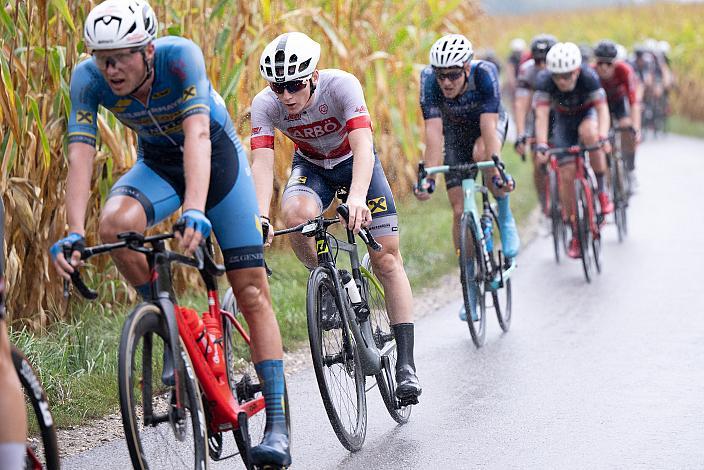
[[534, 42, 612, 260], [514, 34, 558, 210], [414, 34, 520, 322], [593, 40, 641, 183], [50, 0, 290, 465], [250, 33, 422, 402]]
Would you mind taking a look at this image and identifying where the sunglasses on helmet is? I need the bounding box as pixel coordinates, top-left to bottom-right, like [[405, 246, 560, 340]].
[[269, 78, 310, 95]]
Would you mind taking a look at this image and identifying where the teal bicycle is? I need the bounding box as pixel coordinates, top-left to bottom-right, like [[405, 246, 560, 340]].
[[417, 156, 516, 348]]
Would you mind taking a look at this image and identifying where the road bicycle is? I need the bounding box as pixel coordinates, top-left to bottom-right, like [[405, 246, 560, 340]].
[[273, 202, 411, 452], [608, 126, 635, 242], [65, 227, 289, 469], [417, 156, 515, 348], [1, 198, 60, 470], [545, 144, 604, 283], [544, 153, 569, 264]]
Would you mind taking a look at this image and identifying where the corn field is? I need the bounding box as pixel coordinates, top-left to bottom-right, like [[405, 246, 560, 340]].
[[0, 0, 484, 326]]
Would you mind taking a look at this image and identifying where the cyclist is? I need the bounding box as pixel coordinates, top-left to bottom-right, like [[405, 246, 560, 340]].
[[250, 32, 422, 403], [505, 38, 527, 107], [534, 42, 612, 259], [415, 34, 520, 321], [514, 34, 558, 209], [593, 40, 641, 180], [50, 0, 290, 466], [0, 200, 27, 470]]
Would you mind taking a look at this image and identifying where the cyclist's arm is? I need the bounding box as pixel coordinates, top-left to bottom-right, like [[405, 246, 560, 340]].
[[347, 127, 374, 202], [65, 143, 97, 236], [251, 148, 275, 219], [181, 114, 211, 212], [514, 91, 532, 137], [595, 100, 611, 139], [422, 117, 444, 170], [479, 113, 501, 158], [534, 104, 550, 145]]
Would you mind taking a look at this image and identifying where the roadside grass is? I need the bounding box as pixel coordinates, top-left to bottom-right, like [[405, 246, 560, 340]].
[[667, 115, 704, 140], [10, 147, 535, 429]]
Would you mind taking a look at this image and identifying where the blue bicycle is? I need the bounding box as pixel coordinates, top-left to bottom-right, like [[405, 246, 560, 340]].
[[417, 156, 516, 348]]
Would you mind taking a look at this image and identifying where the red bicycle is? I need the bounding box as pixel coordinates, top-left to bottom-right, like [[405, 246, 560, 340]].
[[545, 144, 604, 282], [544, 153, 568, 264], [66, 228, 289, 469]]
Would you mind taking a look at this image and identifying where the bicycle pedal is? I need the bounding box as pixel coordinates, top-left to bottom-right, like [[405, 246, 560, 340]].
[[398, 395, 419, 407]]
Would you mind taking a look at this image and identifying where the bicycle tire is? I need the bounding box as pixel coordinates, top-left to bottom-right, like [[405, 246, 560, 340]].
[[548, 169, 562, 264], [307, 267, 366, 452], [613, 156, 629, 242], [360, 254, 411, 424], [574, 180, 593, 283], [11, 346, 60, 470], [459, 213, 487, 347], [220, 289, 291, 469], [489, 212, 512, 333], [118, 303, 208, 470]]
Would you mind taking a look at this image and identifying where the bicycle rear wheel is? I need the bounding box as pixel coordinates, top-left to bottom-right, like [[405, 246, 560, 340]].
[[307, 267, 366, 452], [548, 169, 563, 264], [574, 180, 593, 283], [459, 213, 487, 347], [11, 346, 60, 470], [612, 156, 629, 242], [118, 303, 208, 470], [220, 289, 291, 469], [360, 254, 411, 424], [489, 213, 512, 333]]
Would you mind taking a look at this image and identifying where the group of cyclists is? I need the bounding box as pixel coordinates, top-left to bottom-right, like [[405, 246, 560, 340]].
[[0, 0, 676, 467]]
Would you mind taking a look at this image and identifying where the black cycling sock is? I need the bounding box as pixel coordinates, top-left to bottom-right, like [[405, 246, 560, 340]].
[[392, 323, 416, 372], [596, 173, 606, 193]]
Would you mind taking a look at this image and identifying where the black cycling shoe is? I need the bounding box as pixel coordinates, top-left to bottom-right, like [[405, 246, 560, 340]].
[[162, 347, 175, 386], [395, 364, 421, 404], [250, 431, 291, 468], [320, 293, 341, 331]]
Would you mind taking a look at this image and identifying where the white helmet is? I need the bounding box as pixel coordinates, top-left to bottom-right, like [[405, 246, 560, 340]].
[[616, 44, 628, 61], [546, 42, 582, 73], [510, 38, 527, 52], [643, 38, 658, 52], [657, 40, 671, 55], [84, 0, 157, 51], [259, 32, 321, 83], [429, 34, 473, 68]]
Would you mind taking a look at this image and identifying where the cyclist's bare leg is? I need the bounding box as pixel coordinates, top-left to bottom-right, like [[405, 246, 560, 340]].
[[366, 236, 413, 324], [558, 162, 577, 222], [579, 119, 607, 174], [446, 187, 464, 253], [226, 267, 283, 362], [98, 195, 150, 286], [281, 194, 319, 269], [473, 139, 508, 198], [0, 321, 27, 448], [619, 116, 637, 171], [532, 151, 547, 210]]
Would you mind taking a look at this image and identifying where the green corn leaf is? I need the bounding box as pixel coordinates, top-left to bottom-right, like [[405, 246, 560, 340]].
[[0, 5, 16, 38], [50, 0, 76, 33], [28, 97, 51, 167]]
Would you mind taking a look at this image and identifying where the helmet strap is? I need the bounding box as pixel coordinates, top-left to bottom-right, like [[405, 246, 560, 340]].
[[308, 77, 317, 97], [128, 48, 154, 97]]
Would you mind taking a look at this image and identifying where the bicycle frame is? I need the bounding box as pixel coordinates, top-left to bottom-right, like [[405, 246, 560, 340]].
[[420, 160, 518, 288]]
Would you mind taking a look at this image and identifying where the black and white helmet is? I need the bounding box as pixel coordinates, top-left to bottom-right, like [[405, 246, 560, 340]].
[[259, 32, 321, 83], [546, 42, 582, 73], [84, 0, 157, 51], [429, 34, 473, 68]]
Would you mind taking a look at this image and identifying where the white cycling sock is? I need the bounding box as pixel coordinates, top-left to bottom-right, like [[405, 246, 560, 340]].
[[0, 442, 26, 470]]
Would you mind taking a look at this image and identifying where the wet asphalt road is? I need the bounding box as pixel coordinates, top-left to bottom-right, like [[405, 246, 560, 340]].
[[65, 135, 704, 469]]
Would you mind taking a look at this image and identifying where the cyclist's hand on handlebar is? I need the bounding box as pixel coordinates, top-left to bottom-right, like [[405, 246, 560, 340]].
[[413, 178, 435, 201], [599, 137, 612, 155], [342, 195, 371, 234], [514, 134, 528, 158], [176, 209, 211, 254], [534, 143, 550, 165], [492, 173, 516, 192], [260, 215, 274, 247], [50, 233, 85, 280]]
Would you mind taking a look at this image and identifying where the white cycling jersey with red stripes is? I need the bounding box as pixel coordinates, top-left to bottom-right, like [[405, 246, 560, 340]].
[[250, 69, 372, 169]]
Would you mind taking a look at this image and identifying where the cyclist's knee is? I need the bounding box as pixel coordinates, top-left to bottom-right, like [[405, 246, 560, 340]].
[[231, 276, 271, 317], [282, 197, 318, 227], [99, 203, 145, 242], [370, 247, 403, 279]]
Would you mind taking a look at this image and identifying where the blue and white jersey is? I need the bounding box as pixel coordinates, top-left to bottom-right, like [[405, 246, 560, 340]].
[[67, 36, 237, 155]]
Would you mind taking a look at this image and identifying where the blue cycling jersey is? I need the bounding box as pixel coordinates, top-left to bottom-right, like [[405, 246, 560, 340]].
[[67, 36, 237, 152], [419, 60, 505, 128]]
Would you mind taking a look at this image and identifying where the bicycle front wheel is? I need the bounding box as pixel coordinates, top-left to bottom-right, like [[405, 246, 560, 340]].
[[574, 180, 593, 283], [488, 212, 512, 333], [459, 213, 487, 347], [360, 254, 412, 424], [548, 169, 563, 264], [118, 303, 208, 470], [11, 346, 60, 470], [307, 267, 367, 452]]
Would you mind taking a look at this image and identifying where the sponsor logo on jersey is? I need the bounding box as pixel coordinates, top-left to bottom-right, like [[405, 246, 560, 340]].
[[354, 105, 368, 114], [367, 196, 387, 214], [287, 117, 342, 139], [76, 110, 94, 124], [251, 127, 262, 135], [319, 104, 328, 114], [152, 88, 171, 100], [182, 86, 196, 101], [297, 176, 307, 184], [284, 113, 302, 121], [115, 99, 133, 107]]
